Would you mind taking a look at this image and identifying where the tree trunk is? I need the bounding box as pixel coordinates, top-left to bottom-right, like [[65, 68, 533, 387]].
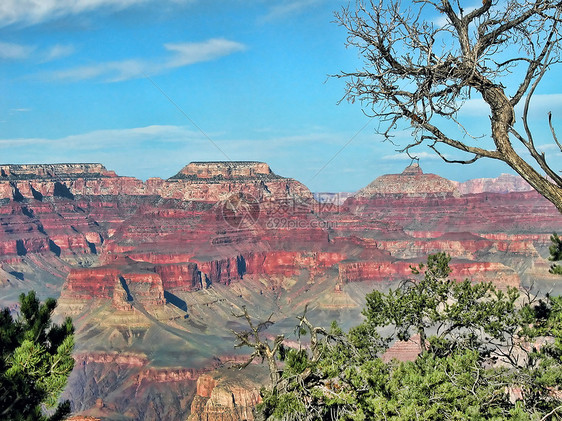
[[481, 85, 562, 214]]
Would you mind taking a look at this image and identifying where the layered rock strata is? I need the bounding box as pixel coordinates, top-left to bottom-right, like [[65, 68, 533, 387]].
[[187, 366, 265, 421], [1, 161, 561, 420], [0, 162, 311, 203], [355, 163, 460, 197]]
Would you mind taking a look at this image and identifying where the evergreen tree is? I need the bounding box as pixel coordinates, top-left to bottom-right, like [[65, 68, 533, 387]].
[[549, 233, 562, 275], [0, 291, 74, 421], [238, 253, 562, 420]]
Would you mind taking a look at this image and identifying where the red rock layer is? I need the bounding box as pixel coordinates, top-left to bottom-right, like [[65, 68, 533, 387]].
[[382, 334, 425, 363], [174, 161, 273, 179], [355, 164, 460, 197], [339, 259, 520, 288], [457, 173, 533, 194], [345, 190, 562, 234], [0, 162, 312, 204], [187, 369, 263, 421]]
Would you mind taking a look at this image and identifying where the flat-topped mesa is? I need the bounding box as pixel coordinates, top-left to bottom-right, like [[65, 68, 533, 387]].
[[0, 163, 145, 200], [153, 161, 312, 202], [169, 161, 282, 181], [355, 163, 460, 198], [0, 163, 115, 180], [457, 173, 533, 195]]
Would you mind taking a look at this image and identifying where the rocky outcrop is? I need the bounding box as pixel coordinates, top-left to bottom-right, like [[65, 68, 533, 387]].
[[0, 162, 312, 203], [187, 366, 265, 421], [61, 260, 166, 308], [346, 190, 562, 234], [172, 161, 275, 180], [2, 161, 562, 421], [339, 259, 520, 288], [0, 163, 113, 179], [457, 173, 533, 194], [62, 266, 122, 299], [355, 164, 460, 198], [0, 163, 146, 200], [65, 352, 201, 421], [382, 334, 425, 363]]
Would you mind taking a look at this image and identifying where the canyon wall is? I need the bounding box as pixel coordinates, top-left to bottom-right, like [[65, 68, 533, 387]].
[[1, 161, 561, 420]]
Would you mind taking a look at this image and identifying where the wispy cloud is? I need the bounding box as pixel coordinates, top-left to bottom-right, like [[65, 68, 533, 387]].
[[43, 44, 75, 61], [457, 94, 562, 119], [262, 0, 325, 21], [0, 0, 194, 26], [538, 143, 562, 153], [0, 125, 204, 150], [164, 39, 246, 67], [382, 151, 446, 161], [45, 38, 246, 82], [0, 124, 271, 179], [0, 40, 34, 60], [50, 59, 145, 82]]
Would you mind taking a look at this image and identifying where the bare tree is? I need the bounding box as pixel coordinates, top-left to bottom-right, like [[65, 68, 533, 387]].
[[335, 0, 562, 212], [232, 306, 284, 385], [232, 306, 348, 420]]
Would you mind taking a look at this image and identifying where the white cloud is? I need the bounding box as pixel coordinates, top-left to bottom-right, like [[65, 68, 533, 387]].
[[460, 98, 488, 116], [0, 41, 34, 60], [46, 38, 246, 82], [456, 94, 562, 118], [43, 44, 75, 61], [0, 125, 203, 150], [538, 143, 562, 153], [0, 124, 243, 179], [51, 59, 146, 82], [516, 93, 562, 116], [164, 39, 246, 67], [262, 0, 325, 21], [0, 0, 194, 26], [382, 151, 446, 161], [0, 41, 75, 62]]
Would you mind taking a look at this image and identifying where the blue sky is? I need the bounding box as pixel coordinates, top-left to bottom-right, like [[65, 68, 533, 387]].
[[1, 0, 561, 192]]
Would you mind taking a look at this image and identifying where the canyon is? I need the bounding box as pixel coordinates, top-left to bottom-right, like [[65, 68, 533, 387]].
[[1, 161, 561, 420]]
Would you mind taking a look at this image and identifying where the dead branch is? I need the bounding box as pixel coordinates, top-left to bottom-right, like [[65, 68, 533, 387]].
[[335, 0, 562, 212]]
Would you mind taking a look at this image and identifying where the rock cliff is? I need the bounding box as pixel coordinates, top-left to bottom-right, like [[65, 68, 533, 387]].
[[187, 365, 266, 421], [1, 161, 561, 420], [457, 173, 533, 194], [355, 163, 460, 197], [0, 161, 311, 203]]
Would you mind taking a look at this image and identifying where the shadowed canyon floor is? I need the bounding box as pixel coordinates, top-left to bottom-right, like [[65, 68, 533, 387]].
[[1, 161, 561, 420]]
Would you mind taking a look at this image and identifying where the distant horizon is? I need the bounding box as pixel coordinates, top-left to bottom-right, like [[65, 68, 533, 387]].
[[1, 1, 560, 191], [0, 160, 530, 193]]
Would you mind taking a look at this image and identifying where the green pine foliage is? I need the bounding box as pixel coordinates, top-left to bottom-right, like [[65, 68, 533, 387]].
[[242, 253, 562, 420], [549, 233, 562, 275], [0, 291, 74, 421]]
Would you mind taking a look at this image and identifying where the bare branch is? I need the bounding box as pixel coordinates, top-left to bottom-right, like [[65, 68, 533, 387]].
[[428, 143, 481, 164], [231, 306, 283, 385], [549, 112, 562, 153], [335, 0, 562, 212]]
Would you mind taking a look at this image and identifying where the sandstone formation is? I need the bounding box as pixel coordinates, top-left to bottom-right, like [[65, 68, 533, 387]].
[[456, 173, 533, 194], [382, 334, 425, 363], [187, 366, 266, 421], [0, 161, 311, 203], [1, 161, 562, 420], [355, 163, 460, 197], [173, 161, 275, 180]]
